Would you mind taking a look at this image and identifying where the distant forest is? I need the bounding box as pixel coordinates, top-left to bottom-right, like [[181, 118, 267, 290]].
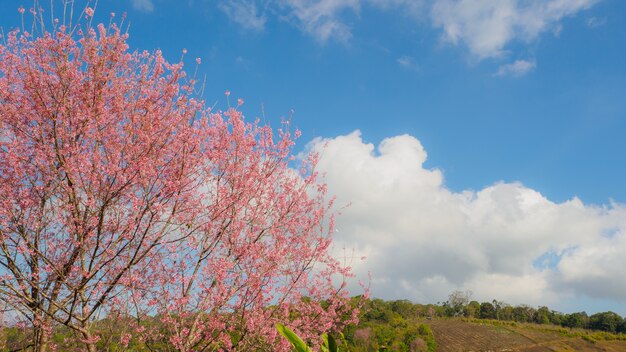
[[342, 293, 626, 351], [363, 291, 626, 333]]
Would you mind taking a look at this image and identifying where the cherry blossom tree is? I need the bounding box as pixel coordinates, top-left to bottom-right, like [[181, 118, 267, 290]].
[[0, 6, 358, 352], [134, 109, 359, 351]]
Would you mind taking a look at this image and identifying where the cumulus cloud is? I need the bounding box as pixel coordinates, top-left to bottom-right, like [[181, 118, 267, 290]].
[[132, 0, 154, 13], [307, 131, 626, 310], [557, 232, 626, 300], [495, 59, 536, 77], [219, 0, 267, 31], [431, 0, 599, 59]]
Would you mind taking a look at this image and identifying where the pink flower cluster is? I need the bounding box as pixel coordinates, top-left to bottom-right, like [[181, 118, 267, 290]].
[[0, 8, 362, 351]]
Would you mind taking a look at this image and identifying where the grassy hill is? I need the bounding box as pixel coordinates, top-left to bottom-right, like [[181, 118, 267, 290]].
[[344, 298, 626, 351], [427, 318, 626, 352]]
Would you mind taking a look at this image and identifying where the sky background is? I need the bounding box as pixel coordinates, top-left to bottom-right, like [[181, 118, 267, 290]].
[[1, 0, 626, 315]]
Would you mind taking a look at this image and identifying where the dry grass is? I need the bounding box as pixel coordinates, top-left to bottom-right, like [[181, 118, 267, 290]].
[[422, 318, 626, 352]]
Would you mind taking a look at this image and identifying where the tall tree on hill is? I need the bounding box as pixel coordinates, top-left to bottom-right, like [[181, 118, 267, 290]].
[[0, 5, 357, 351], [563, 312, 589, 329], [465, 300, 481, 318], [589, 312, 623, 333], [445, 290, 471, 317], [479, 302, 496, 319]]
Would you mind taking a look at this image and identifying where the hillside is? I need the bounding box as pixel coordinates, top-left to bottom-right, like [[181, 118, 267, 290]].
[[344, 298, 626, 351], [427, 318, 626, 352]]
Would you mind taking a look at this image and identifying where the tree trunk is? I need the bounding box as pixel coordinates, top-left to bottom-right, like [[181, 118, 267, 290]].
[[81, 330, 98, 352], [87, 343, 97, 352], [33, 326, 48, 352]]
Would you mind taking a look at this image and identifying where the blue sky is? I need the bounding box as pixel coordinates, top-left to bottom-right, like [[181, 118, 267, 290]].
[[2, 0, 626, 315]]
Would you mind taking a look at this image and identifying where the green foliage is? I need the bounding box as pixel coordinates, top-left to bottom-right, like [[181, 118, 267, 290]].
[[479, 302, 496, 319], [321, 333, 339, 352], [416, 324, 436, 352], [342, 299, 436, 352], [535, 306, 551, 325], [465, 301, 481, 318], [391, 300, 417, 320], [4, 296, 624, 351], [620, 319, 626, 334], [277, 323, 312, 352], [349, 294, 626, 352], [562, 311, 589, 329], [589, 311, 624, 333], [276, 323, 343, 352], [363, 299, 398, 323], [582, 334, 597, 343], [443, 291, 471, 317]]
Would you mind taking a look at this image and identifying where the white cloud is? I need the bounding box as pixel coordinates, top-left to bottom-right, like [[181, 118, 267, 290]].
[[586, 16, 607, 28], [214, 0, 599, 53], [397, 55, 420, 71], [431, 0, 599, 59], [368, 0, 426, 18], [219, 0, 267, 31], [557, 231, 626, 300], [132, 0, 154, 13], [495, 59, 536, 77], [277, 0, 360, 42], [234, 55, 253, 69], [213, 0, 360, 42], [308, 131, 626, 311]]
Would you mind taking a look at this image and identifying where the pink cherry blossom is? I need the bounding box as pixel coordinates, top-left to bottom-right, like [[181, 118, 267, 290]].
[[0, 6, 361, 352]]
